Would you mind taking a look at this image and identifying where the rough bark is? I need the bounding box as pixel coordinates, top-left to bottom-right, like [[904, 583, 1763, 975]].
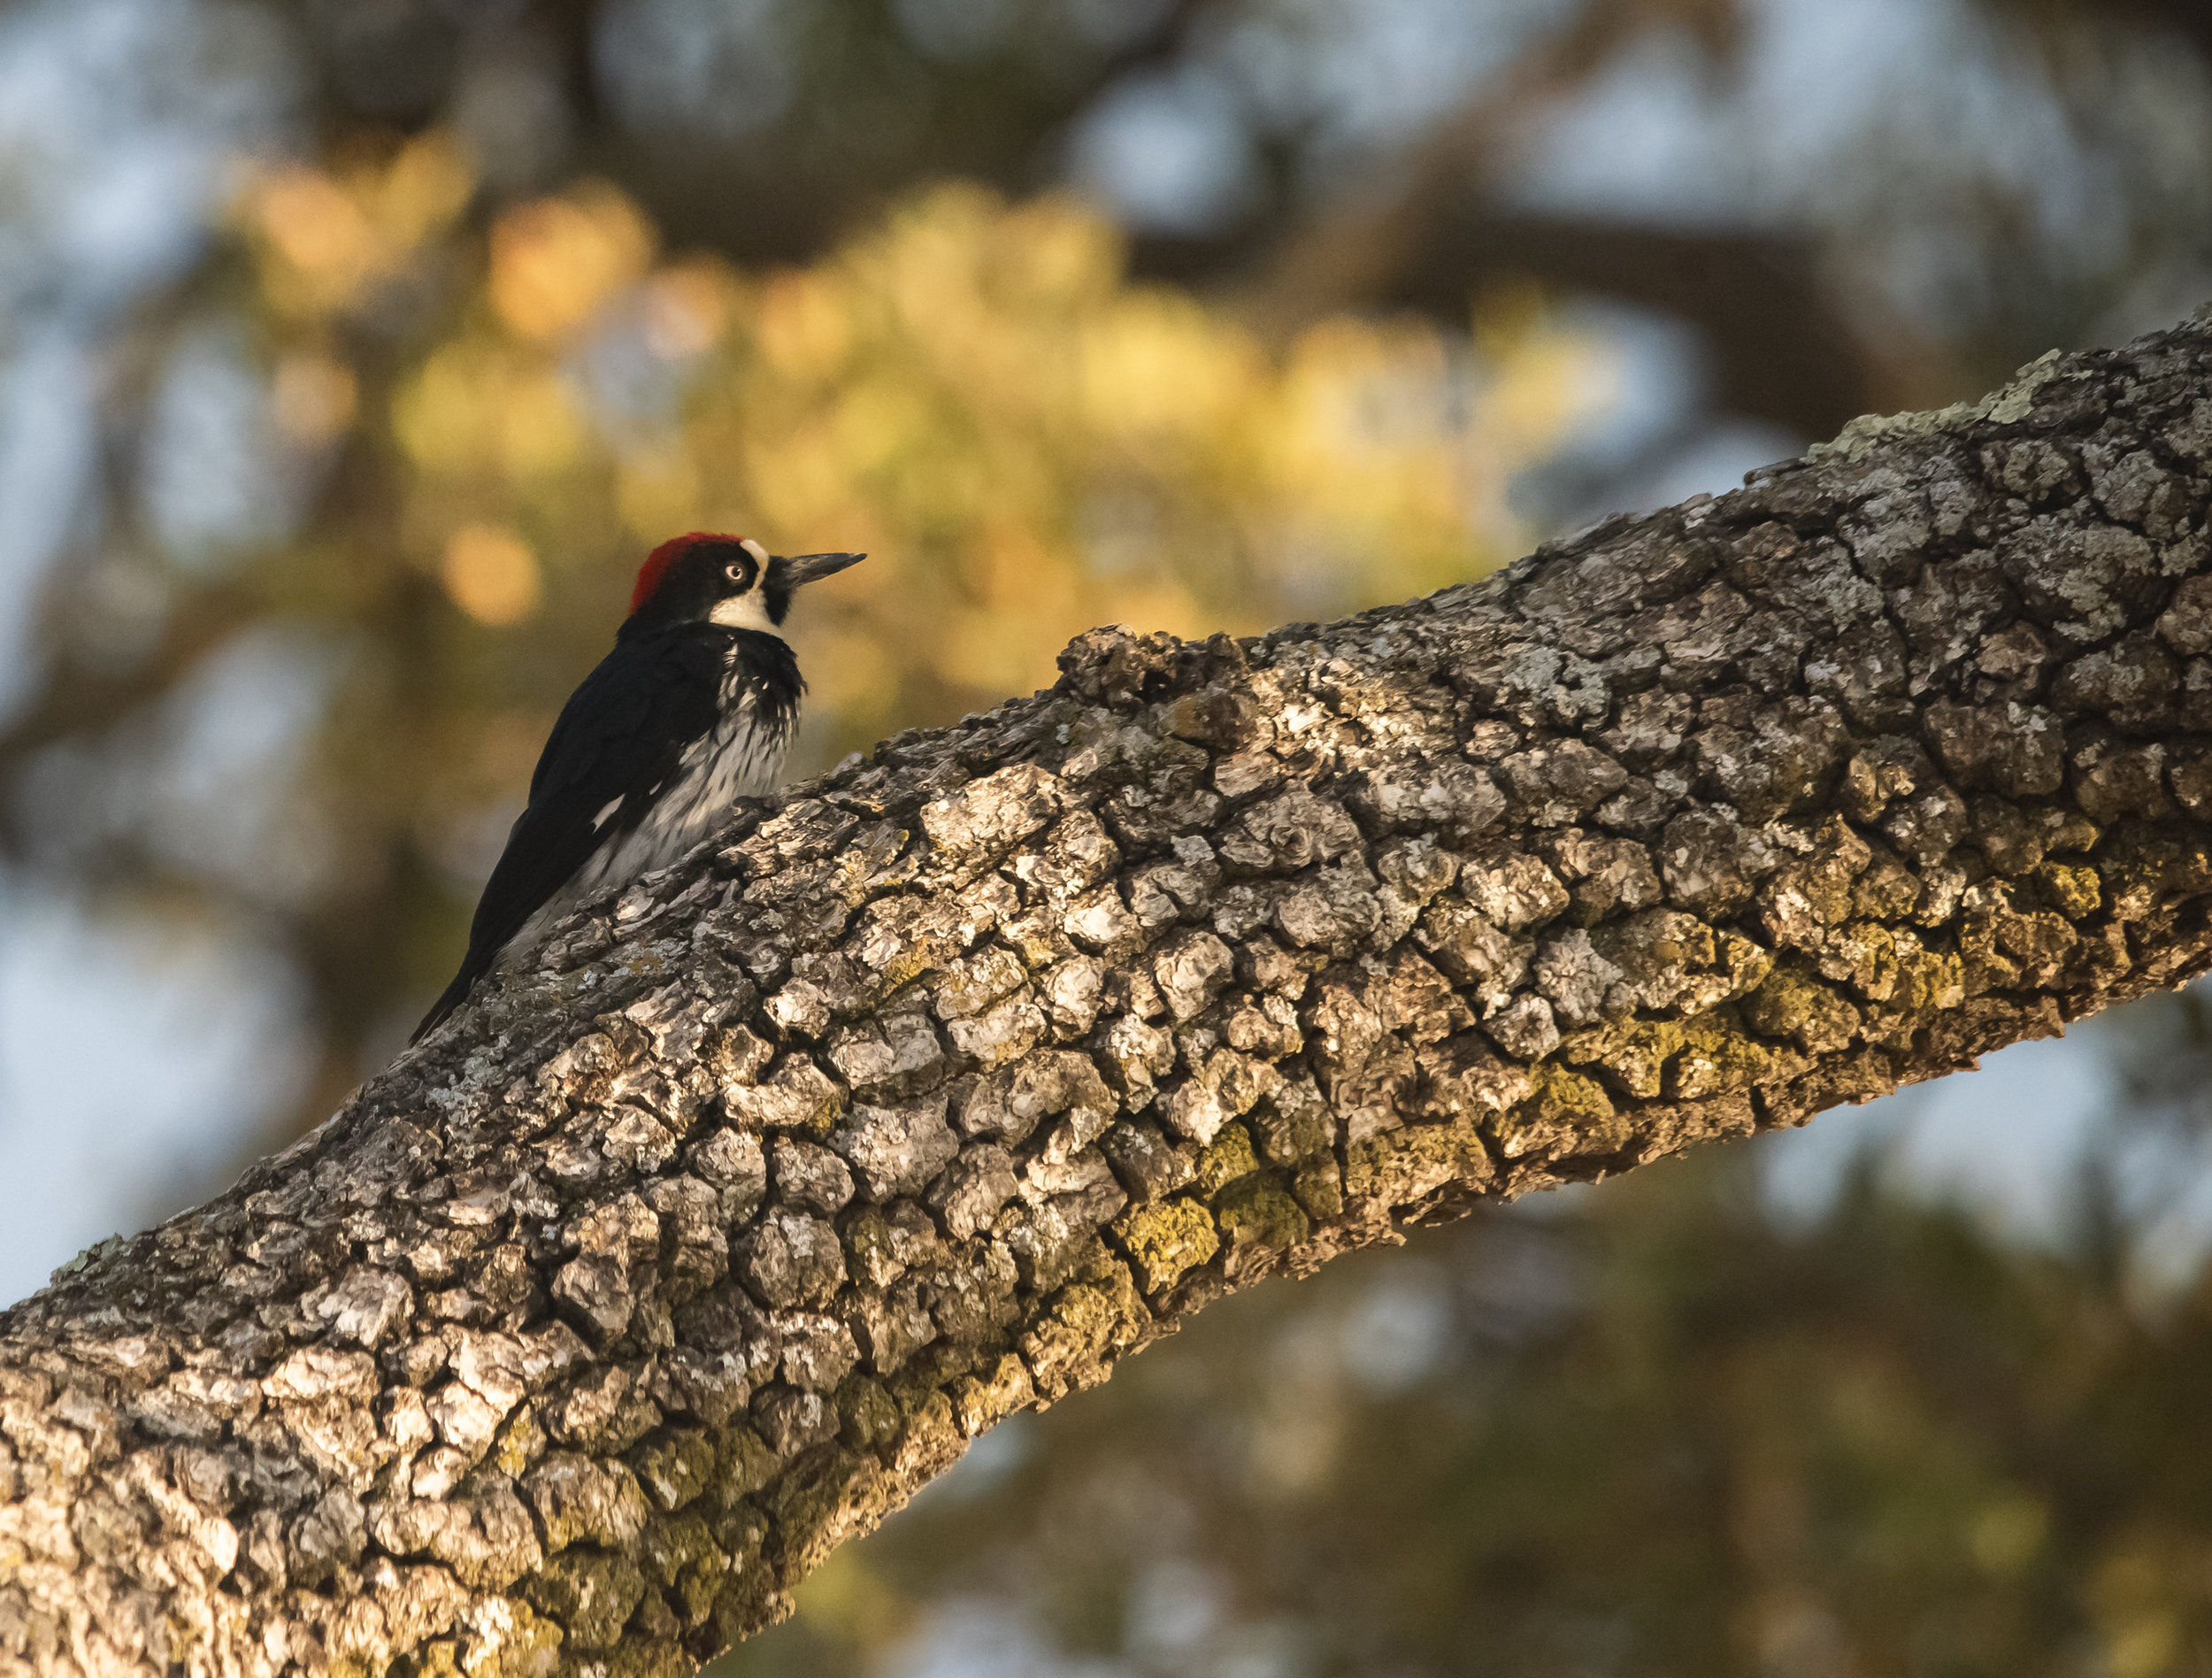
[[10, 310, 2212, 1677]]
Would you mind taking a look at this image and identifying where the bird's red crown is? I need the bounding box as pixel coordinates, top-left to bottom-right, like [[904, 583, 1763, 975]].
[[631, 532, 742, 615]]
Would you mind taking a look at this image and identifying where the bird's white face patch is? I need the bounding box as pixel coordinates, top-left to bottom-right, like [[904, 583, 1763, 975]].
[[708, 537, 778, 630], [709, 589, 775, 631]]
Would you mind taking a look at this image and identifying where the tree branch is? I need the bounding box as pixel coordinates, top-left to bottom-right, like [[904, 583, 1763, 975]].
[[8, 308, 2212, 1677]]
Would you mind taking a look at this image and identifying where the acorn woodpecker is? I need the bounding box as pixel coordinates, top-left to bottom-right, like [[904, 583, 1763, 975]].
[[413, 532, 863, 1041]]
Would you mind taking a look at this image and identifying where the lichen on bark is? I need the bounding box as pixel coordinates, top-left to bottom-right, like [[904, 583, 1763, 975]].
[[8, 311, 2212, 1677]]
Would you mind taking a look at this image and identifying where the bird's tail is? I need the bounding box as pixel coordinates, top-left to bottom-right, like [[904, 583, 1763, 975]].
[[410, 963, 483, 1045]]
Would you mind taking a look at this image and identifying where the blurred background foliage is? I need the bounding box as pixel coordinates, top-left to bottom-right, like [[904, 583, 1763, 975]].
[[5, 0, 2212, 1672]]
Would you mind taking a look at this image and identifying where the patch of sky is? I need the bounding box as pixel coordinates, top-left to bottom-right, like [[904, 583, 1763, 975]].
[[1337, 1261, 1453, 1395], [595, 0, 795, 142], [141, 627, 340, 902], [1219, 0, 1548, 168], [140, 324, 315, 566], [1760, 977, 2212, 1300], [1502, 0, 2207, 340], [1066, 65, 1262, 235], [883, 1598, 1129, 1678], [1508, 298, 1804, 535], [1059, 0, 1555, 221], [577, 305, 698, 435], [1128, 1561, 1225, 1663], [0, 0, 301, 712], [12, 624, 341, 906], [0, 0, 296, 322]]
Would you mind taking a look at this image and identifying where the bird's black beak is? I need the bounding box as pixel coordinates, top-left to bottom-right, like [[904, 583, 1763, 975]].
[[773, 551, 865, 589]]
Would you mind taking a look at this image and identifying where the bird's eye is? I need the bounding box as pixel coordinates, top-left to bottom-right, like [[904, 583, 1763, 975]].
[[724, 561, 748, 584]]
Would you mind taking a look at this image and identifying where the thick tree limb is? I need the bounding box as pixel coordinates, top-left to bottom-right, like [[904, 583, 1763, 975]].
[[9, 310, 2212, 1677]]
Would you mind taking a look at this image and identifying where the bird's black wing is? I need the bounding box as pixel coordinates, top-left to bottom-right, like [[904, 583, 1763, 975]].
[[412, 627, 728, 1040]]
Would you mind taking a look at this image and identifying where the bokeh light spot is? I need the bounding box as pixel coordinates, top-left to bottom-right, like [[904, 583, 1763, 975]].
[[442, 523, 542, 625]]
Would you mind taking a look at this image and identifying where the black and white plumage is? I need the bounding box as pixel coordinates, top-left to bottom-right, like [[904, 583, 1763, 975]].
[[413, 533, 863, 1041]]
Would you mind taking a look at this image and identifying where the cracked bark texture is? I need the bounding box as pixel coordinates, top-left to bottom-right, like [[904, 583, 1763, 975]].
[[11, 311, 2212, 1678]]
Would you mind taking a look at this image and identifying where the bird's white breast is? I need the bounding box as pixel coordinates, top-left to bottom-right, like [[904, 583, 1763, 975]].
[[503, 671, 792, 961]]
